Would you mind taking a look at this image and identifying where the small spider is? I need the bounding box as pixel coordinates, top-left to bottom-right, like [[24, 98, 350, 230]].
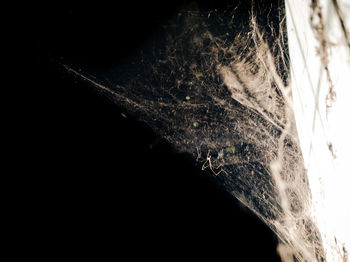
[[201, 150, 225, 176]]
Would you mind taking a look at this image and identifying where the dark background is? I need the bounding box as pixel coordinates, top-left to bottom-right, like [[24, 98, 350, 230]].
[[31, 1, 281, 260]]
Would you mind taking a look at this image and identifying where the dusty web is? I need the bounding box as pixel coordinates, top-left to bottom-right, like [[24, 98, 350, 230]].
[[64, 3, 327, 262]]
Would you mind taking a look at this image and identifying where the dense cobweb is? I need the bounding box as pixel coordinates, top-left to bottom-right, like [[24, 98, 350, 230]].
[[64, 3, 328, 262]]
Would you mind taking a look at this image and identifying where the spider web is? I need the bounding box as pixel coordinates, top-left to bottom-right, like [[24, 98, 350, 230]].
[[63, 2, 327, 261]]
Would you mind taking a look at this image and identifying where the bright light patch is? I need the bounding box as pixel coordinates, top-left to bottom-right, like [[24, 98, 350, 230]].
[[286, 0, 350, 261]]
